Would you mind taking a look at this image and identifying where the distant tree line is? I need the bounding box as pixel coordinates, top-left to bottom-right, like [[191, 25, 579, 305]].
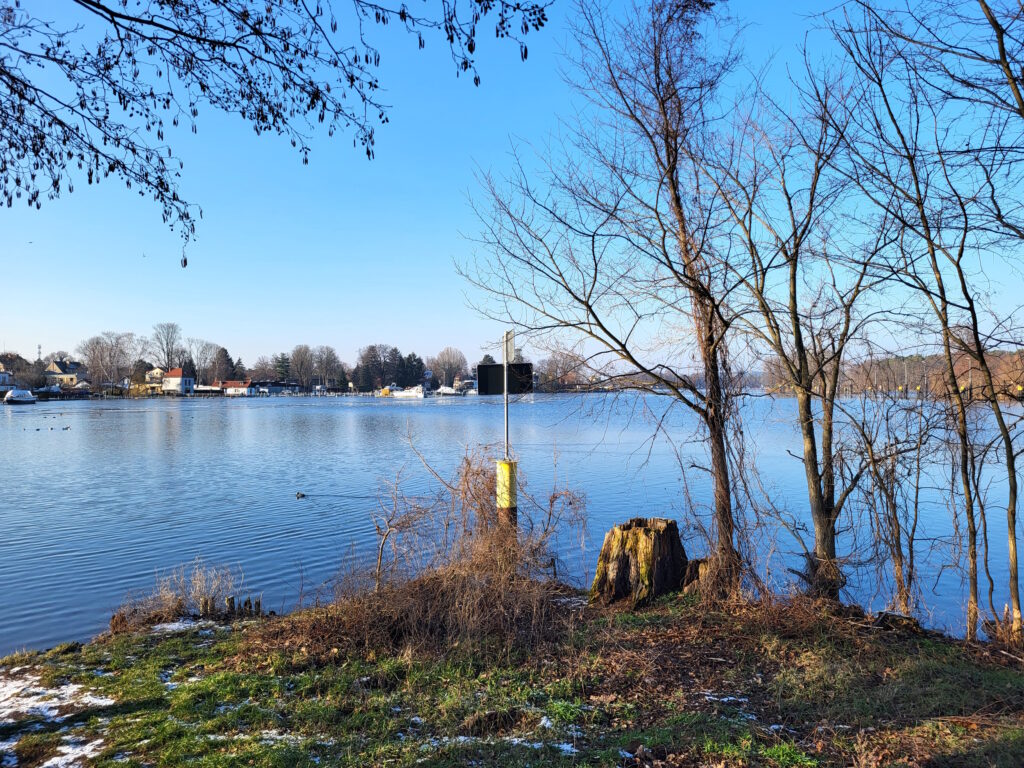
[[4, 324, 503, 396]]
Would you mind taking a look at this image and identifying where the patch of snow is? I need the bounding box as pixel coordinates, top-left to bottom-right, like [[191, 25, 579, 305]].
[[38, 736, 104, 767], [553, 596, 588, 610], [422, 735, 581, 755], [409, 716, 423, 726], [538, 715, 553, 729], [158, 671, 179, 690], [150, 619, 212, 634], [702, 692, 748, 704], [0, 673, 114, 724], [1, 736, 19, 767], [259, 730, 303, 746]]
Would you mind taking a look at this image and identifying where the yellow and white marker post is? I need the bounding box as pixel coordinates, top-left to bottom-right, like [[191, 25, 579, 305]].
[[497, 329, 518, 529], [496, 457, 518, 529]]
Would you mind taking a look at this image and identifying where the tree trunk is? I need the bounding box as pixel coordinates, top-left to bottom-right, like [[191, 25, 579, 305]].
[[795, 389, 843, 599], [590, 518, 688, 607]]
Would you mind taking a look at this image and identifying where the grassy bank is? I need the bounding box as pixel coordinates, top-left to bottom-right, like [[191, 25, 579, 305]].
[[2, 593, 1023, 767]]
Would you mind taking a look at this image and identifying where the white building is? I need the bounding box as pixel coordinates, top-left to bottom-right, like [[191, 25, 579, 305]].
[[162, 367, 195, 396], [215, 379, 257, 397]]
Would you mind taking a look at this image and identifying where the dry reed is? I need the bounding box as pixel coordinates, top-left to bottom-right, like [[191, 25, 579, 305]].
[[109, 558, 245, 633], [249, 447, 587, 661]]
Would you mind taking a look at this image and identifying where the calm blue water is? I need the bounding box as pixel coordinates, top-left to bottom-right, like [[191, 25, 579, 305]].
[[0, 393, 1015, 654]]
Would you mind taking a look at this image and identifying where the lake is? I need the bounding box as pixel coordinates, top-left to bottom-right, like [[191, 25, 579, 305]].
[[0, 393, 1014, 655]]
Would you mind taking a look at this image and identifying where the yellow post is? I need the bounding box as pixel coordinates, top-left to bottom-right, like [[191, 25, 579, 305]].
[[496, 459, 518, 529]]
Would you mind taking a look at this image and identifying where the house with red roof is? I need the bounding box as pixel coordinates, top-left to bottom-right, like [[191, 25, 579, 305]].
[[214, 379, 256, 397], [162, 367, 195, 396]]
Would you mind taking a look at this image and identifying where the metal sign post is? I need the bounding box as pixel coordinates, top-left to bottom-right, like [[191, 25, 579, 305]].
[[502, 330, 513, 459], [498, 330, 516, 528]]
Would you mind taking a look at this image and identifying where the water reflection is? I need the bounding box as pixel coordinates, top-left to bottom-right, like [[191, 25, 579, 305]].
[[0, 393, 1012, 654]]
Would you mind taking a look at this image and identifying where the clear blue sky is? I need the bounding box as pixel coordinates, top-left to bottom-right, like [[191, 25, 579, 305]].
[[2, 1, 824, 367]]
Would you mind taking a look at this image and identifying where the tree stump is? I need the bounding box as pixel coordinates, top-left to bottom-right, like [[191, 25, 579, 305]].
[[590, 518, 688, 607]]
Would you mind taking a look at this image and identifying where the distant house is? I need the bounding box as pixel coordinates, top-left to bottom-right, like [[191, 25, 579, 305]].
[[0, 364, 12, 391], [215, 379, 257, 397], [141, 366, 166, 395], [162, 368, 195, 396], [44, 359, 84, 387]]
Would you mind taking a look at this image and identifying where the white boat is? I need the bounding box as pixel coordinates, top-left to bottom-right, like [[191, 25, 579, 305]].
[[4, 388, 38, 405], [435, 386, 463, 397], [391, 385, 426, 399]]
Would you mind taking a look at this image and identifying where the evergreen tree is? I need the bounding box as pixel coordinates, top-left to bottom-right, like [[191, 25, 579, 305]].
[[274, 353, 291, 381], [401, 353, 426, 386], [211, 347, 234, 382]]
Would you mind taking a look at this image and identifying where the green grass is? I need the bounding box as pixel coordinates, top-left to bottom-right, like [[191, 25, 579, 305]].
[[2, 598, 1022, 767]]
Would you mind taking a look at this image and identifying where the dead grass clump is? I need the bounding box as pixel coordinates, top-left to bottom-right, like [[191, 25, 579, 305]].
[[983, 609, 1024, 649], [247, 447, 586, 662], [742, 592, 867, 642], [110, 558, 244, 634]]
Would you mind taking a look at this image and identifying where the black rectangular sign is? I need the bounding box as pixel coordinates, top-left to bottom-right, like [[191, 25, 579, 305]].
[[477, 363, 534, 395]]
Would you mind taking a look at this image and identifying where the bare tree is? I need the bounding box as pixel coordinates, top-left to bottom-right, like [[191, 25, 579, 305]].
[[151, 322, 182, 371], [76, 330, 141, 392], [429, 346, 468, 387], [467, 0, 745, 589], [850, 393, 941, 615], [830, 2, 1024, 639], [700, 68, 884, 598], [250, 356, 276, 382], [313, 345, 343, 388], [537, 346, 588, 391], [290, 344, 315, 390], [76, 335, 107, 391], [185, 338, 218, 385]]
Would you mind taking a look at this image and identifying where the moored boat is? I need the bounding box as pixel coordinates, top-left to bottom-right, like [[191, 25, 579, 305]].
[[4, 388, 38, 405], [391, 385, 427, 399]]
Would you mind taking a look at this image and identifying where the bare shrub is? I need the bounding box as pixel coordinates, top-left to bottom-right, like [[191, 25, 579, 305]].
[[249, 446, 586, 661], [110, 558, 245, 634]]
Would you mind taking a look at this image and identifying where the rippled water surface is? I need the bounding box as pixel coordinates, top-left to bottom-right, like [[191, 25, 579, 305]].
[[0, 394, 1013, 654]]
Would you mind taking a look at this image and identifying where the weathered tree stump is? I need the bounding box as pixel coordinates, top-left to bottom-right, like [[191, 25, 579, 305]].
[[590, 518, 688, 607]]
